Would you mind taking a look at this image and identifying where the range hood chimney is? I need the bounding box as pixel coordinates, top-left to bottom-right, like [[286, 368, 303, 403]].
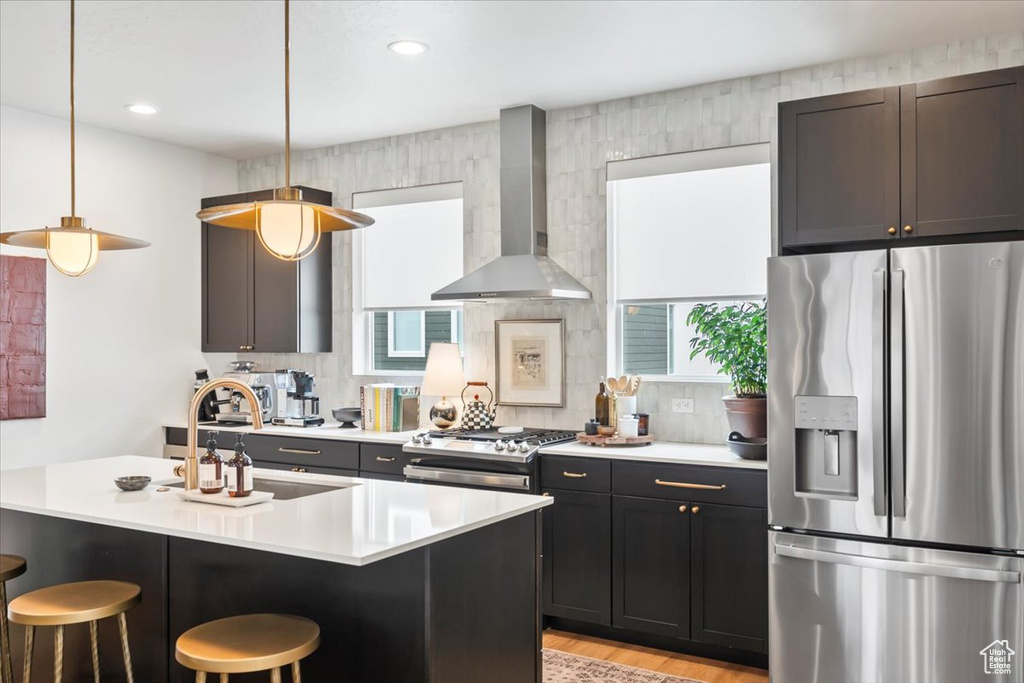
[[431, 105, 592, 302]]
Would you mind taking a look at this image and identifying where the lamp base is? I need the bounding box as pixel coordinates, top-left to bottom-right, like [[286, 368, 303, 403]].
[[430, 397, 458, 429]]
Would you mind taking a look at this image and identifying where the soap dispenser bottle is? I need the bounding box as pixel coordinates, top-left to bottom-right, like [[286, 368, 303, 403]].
[[225, 434, 253, 498], [198, 432, 224, 494]]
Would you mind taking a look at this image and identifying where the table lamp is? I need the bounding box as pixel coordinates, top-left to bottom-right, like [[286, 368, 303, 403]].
[[421, 343, 465, 428]]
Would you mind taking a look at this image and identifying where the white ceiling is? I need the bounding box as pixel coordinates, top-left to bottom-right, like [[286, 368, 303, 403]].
[[2, 0, 1021, 160]]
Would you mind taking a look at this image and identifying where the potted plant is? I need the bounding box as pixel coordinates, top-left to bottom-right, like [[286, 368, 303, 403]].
[[686, 300, 767, 438]]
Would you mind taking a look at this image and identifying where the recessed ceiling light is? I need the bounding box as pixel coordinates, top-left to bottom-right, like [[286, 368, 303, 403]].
[[387, 40, 428, 55], [125, 103, 158, 115]]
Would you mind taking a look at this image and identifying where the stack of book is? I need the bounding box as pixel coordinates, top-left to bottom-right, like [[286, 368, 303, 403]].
[[360, 384, 421, 432]]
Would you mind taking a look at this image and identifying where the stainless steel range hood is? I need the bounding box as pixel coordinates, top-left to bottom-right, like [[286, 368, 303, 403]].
[[432, 105, 592, 302]]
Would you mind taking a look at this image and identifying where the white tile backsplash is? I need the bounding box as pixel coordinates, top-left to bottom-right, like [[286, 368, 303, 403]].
[[236, 31, 1023, 443]]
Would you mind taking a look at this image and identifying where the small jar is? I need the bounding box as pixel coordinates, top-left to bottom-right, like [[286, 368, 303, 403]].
[[636, 413, 650, 437]]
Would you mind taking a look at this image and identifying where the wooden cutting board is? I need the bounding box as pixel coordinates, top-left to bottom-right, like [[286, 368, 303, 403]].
[[575, 433, 653, 447]]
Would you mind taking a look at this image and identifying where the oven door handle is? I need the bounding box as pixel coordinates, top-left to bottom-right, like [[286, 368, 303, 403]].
[[403, 465, 530, 491]]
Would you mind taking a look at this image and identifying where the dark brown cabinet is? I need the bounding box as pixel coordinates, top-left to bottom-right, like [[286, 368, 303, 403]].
[[781, 67, 1023, 249], [201, 187, 333, 353], [690, 503, 768, 653], [612, 495, 690, 639], [542, 489, 612, 625]]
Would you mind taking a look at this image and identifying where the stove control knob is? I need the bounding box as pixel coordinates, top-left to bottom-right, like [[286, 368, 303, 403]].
[[508, 440, 520, 451], [411, 434, 423, 444], [518, 442, 531, 453], [494, 440, 506, 451], [421, 434, 433, 445]]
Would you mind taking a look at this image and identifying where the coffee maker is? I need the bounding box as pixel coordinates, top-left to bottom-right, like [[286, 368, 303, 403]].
[[214, 362, 292, 424], [272, 370, 324, 427]]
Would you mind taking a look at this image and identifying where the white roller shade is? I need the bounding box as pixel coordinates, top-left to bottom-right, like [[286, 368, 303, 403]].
[[609, 144, 770, 302], [354, 183, 463, 310]]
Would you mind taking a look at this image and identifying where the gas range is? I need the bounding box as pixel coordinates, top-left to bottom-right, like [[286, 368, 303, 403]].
[[404, 427, 577, 464]]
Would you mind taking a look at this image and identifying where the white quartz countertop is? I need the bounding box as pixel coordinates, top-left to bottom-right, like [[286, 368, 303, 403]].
[[164, 422, 418, 445], [540, 441, 768, 470], [0, 455, 551, 567]]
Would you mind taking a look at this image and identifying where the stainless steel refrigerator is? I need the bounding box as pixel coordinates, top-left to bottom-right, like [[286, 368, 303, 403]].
[[767, 241, 1024, 683]]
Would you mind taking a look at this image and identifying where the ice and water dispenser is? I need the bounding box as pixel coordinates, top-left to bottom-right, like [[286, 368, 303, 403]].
[[794, 395, 858, 498]]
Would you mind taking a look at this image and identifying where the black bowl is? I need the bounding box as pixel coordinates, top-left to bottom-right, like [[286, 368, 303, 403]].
[[115, 476, 152, 491], [332, 407, 361, 428], [726, 432, 767, 460]]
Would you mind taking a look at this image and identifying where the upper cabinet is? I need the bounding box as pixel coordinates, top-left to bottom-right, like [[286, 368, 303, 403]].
[[780, 66, 1023, 250], [201, 187, 333, 353]]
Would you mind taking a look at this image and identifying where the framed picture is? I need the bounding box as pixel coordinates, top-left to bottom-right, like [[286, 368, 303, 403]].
[[494, 319, 564, 407]]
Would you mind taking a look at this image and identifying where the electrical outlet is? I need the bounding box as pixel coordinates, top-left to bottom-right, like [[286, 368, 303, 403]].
[[671, 398, 694, 414]]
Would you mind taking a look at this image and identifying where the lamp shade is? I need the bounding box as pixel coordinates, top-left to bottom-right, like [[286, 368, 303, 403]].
[[421, 343, 465, 397]]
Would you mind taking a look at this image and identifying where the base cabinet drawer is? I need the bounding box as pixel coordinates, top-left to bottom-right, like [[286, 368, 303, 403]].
[[542, 489, 612, 625], [245, 434, 359, 471], [613, 461, 766, 507], [541, 456, 611, 492], [359, 444, 407, 476], [253, 460, 356, 478]]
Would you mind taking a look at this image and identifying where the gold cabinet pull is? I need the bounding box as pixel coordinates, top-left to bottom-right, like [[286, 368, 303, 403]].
[[562, 471, 587, 479], [903, 225, 913, 233], [692, 506, 701, 514], [279, 447, 321, 456], [655, 479, 726, 490], [291, 467, 307, 473], [678, 505, 688, 513], [887, 226, 897, 235], [375, 456, 396, 463]]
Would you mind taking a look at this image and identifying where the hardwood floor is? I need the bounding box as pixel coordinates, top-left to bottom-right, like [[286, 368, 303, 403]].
[[543, 629, 769, 683]]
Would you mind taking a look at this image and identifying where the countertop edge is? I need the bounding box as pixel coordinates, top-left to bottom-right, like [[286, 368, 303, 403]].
[[539, 442, 768, 470]]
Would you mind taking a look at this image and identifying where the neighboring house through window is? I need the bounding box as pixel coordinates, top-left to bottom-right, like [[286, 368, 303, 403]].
[[352, 183, 464, 374], [607, 144, 771, 379]]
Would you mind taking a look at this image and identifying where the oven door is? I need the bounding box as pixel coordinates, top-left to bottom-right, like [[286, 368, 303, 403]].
[[404, 464, 531, 492]]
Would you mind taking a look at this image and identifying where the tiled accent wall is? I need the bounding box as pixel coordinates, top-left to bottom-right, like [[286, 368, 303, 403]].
[[237, 31, 1023, 444], [0, 255, 46, 420]]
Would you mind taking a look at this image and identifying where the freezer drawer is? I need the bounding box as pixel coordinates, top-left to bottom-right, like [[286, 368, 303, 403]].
[[769, 531, 1024, 683]]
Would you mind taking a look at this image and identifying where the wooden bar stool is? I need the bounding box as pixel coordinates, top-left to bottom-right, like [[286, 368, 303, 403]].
[[7, 579, 140, 683], [0, 555, 27, 683], [175, 614, 320, 682]]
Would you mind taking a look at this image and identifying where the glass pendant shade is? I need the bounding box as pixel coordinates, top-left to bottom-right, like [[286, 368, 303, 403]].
[[46, 221, 98, 277], [256, 200, 320, 261]]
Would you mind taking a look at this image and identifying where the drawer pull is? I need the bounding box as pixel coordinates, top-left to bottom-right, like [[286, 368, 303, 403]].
[[678, 505, 688, 513], [562, 471, 588, 479], [279, 447, 321, 456], [655, 479, 727, 491], [375, 456, 396, 463], [291, 467, 307, 473]]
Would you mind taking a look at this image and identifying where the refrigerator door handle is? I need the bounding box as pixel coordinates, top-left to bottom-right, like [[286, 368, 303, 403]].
[[774, 543, 1021, 583], [891, 268, 907, 518], [872, 269, 887, 517]]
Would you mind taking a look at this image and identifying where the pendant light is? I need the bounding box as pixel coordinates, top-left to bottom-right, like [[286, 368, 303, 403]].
[[196, 0, 373, 261], [0, 0, 150, 276]]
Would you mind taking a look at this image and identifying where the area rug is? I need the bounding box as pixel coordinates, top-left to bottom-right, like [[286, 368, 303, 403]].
[[543, 649, 703, 683]]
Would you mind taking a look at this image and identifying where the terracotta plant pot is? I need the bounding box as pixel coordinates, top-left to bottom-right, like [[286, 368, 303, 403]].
[[722, 396, 767, 439]]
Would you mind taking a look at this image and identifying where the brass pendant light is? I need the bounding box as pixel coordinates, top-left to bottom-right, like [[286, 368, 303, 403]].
[[0, 0, 150, 277], [196, 0, 373, 261]]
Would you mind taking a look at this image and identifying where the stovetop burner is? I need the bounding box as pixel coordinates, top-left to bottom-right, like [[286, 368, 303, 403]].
[[429, 427, 577, 446]]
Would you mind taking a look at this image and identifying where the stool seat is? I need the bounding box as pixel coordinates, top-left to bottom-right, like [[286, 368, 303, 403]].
[[0, 555, 26, 583], [8, 580, 140, 626], [176, 614, 320, 674]]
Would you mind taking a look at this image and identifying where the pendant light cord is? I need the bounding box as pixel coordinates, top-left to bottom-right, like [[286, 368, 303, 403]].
[[284, 0, 291, 189], [70, 0, 76, 217]]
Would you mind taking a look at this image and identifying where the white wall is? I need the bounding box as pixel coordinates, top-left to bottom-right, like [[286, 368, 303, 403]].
[[0, 106, 237, 469]]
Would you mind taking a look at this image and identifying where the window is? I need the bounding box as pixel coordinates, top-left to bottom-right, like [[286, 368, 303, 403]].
[[607, 144, 770, 379], [352, 183, 464, 374]]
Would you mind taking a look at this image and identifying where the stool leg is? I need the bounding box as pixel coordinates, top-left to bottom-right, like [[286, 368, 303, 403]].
[[194, 673, 206, 683], [291, 662, 301, 683], [21, 625, 33, 683], [0, 581, 10, 683], [53, 625, 64, 683], [219, 675, 228, 683], [89, 620, 100, 683], [269, 667, 282, 683], [117, 613, 134, 683]]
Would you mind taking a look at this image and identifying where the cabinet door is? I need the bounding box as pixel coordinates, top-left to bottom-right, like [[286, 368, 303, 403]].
[[691, 503, 768, 653], [542, 489, 611, 625], [780, 88, 901, 248], [249, 189, 299, 353], [202, 192, 254, 352], [612, 496, 689, 638], [901, 67, 1023, 238]]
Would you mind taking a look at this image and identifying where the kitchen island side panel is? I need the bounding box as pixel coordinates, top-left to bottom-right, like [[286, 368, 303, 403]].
[[0, 509, 169, 682]]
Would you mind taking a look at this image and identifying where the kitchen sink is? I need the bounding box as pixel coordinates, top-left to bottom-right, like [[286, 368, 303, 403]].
[[164, 477, 357, 501]]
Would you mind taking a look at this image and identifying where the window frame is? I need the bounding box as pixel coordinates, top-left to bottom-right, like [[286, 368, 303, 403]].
[[386, 311, 427, 358]]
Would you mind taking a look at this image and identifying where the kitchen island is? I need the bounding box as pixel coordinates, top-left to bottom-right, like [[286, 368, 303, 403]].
[[0, 455, 551, 682]]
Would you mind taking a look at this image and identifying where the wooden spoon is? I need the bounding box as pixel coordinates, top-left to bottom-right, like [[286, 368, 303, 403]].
[[606, 377, 620, 393], [618, 375, 628, 395]]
